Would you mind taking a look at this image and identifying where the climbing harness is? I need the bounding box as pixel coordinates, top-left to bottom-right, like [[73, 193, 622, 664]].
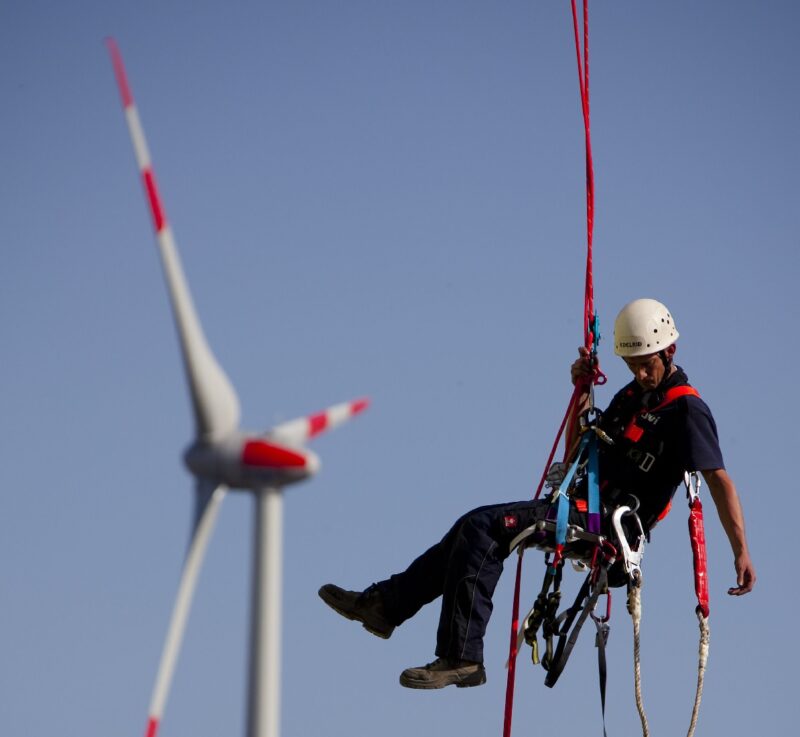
[[507, 438, 644, 737], [506, 461, 712, 737], [501, 3, 714, 736]]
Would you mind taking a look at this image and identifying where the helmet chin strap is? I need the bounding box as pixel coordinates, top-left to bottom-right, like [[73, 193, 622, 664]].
[[656, 350, 674, 391]]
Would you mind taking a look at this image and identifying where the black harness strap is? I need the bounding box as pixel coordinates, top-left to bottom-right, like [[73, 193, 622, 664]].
[[544, 565, 608, 688], [592, 611, 611, 737]]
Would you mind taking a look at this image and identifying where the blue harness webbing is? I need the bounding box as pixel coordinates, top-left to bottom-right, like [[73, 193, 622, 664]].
[[553, 435, 583, 548], [586, 431, 601, 533], [553, 426, 603, 561]]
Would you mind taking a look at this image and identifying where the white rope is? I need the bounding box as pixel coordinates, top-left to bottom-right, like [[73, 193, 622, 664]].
[[627, 581, 711, 737], [686, 609, 710, 737], [627, 581, 650, 737]]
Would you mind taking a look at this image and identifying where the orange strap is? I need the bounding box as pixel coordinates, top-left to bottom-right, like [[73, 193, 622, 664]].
[[652, 385, 700, 410], [623, 385, 700, 442]]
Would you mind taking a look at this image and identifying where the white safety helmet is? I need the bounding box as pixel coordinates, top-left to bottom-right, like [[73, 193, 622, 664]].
[[613, 298, 679, 357]]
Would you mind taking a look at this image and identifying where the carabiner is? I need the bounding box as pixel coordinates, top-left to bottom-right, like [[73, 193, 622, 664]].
[[591, 591, 612, 624], [684, 471, 702, 505]]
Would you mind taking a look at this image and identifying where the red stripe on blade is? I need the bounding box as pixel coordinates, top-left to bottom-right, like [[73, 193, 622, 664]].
[[351, 398, 370, 414], [144, 717, 159, 737], [106, 38, 134, 109], [242, 440, 306, 468], [143, 169, 166, 232], [308, 413, 329, 437]]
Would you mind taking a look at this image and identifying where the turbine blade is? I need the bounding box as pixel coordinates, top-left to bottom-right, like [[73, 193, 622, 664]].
[[106, 38, 240, 440], [268, 397, 369, 446], [143, 481, 227, 737]]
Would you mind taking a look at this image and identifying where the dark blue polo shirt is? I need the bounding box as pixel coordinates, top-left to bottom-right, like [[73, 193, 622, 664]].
[[597, 367, 724, 529]]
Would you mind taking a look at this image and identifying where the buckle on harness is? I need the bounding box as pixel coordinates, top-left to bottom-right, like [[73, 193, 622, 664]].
[[610, 505, 646, 584], [590, 590, 612, 624]]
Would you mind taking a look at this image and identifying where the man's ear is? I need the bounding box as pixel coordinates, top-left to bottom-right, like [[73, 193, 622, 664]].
[[665, 343, 677, 359]]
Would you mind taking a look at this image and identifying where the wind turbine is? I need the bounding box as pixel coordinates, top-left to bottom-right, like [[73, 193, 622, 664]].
[[106, 39, 368, 737]]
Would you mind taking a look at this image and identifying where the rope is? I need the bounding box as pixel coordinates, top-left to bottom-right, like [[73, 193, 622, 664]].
[[502, 549, 524, 737], [686, 610, 710, 737], [502, 3, 602, 735], [628, 579, 710, 737], [627, 582, 650, 737], [570, 0, 597, 352], [534, 382, 585, 500]]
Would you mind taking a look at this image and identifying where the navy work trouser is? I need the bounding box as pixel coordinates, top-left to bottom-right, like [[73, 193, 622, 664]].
[[376, 499, 587, 664]]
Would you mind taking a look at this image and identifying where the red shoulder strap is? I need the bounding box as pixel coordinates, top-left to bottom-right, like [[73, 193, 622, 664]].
[[623, 385, 700, 442], [654, 385, 700, 412]]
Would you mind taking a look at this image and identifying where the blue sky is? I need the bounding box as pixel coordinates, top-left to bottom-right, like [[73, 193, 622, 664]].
[[2, 2, 798, 736]]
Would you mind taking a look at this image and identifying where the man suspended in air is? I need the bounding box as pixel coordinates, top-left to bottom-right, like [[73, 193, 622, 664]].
[[319, 298, 756, 689]]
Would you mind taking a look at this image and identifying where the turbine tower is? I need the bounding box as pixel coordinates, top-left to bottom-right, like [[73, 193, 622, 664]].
[[106, 39, 368, 737]]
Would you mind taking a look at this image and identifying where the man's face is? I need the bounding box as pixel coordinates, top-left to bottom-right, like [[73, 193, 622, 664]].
[[623, 352, 667, 391]]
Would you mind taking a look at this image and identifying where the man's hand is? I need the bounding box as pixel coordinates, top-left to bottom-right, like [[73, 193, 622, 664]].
[[729, 552, 756, 596], [571, 346, 596, 386]]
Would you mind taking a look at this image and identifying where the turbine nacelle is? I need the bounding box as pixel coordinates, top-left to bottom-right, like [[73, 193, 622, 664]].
[[183, 432, 321, 490]]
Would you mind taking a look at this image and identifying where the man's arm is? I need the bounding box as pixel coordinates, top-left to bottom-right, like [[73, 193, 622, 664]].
[[701, 468, 756, 595], [565, 347, 594, 455]]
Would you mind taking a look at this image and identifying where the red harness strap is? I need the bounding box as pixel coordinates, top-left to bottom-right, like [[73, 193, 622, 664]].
[[623, 385, 700, 442]]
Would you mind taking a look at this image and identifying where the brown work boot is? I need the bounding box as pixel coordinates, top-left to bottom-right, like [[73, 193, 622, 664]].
[[399, 657, 486, 689], [318, 583, 395, 639]]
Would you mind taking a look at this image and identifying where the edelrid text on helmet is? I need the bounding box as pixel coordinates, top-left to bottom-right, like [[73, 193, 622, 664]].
[[614, 298, 679, 357]]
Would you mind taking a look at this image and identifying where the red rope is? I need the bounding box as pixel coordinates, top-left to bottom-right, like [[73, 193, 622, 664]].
[[502, 552, 524, 737], [533, 382, 584, 501], [571, 0, 596, 352], [502, 3, 598, 735]]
